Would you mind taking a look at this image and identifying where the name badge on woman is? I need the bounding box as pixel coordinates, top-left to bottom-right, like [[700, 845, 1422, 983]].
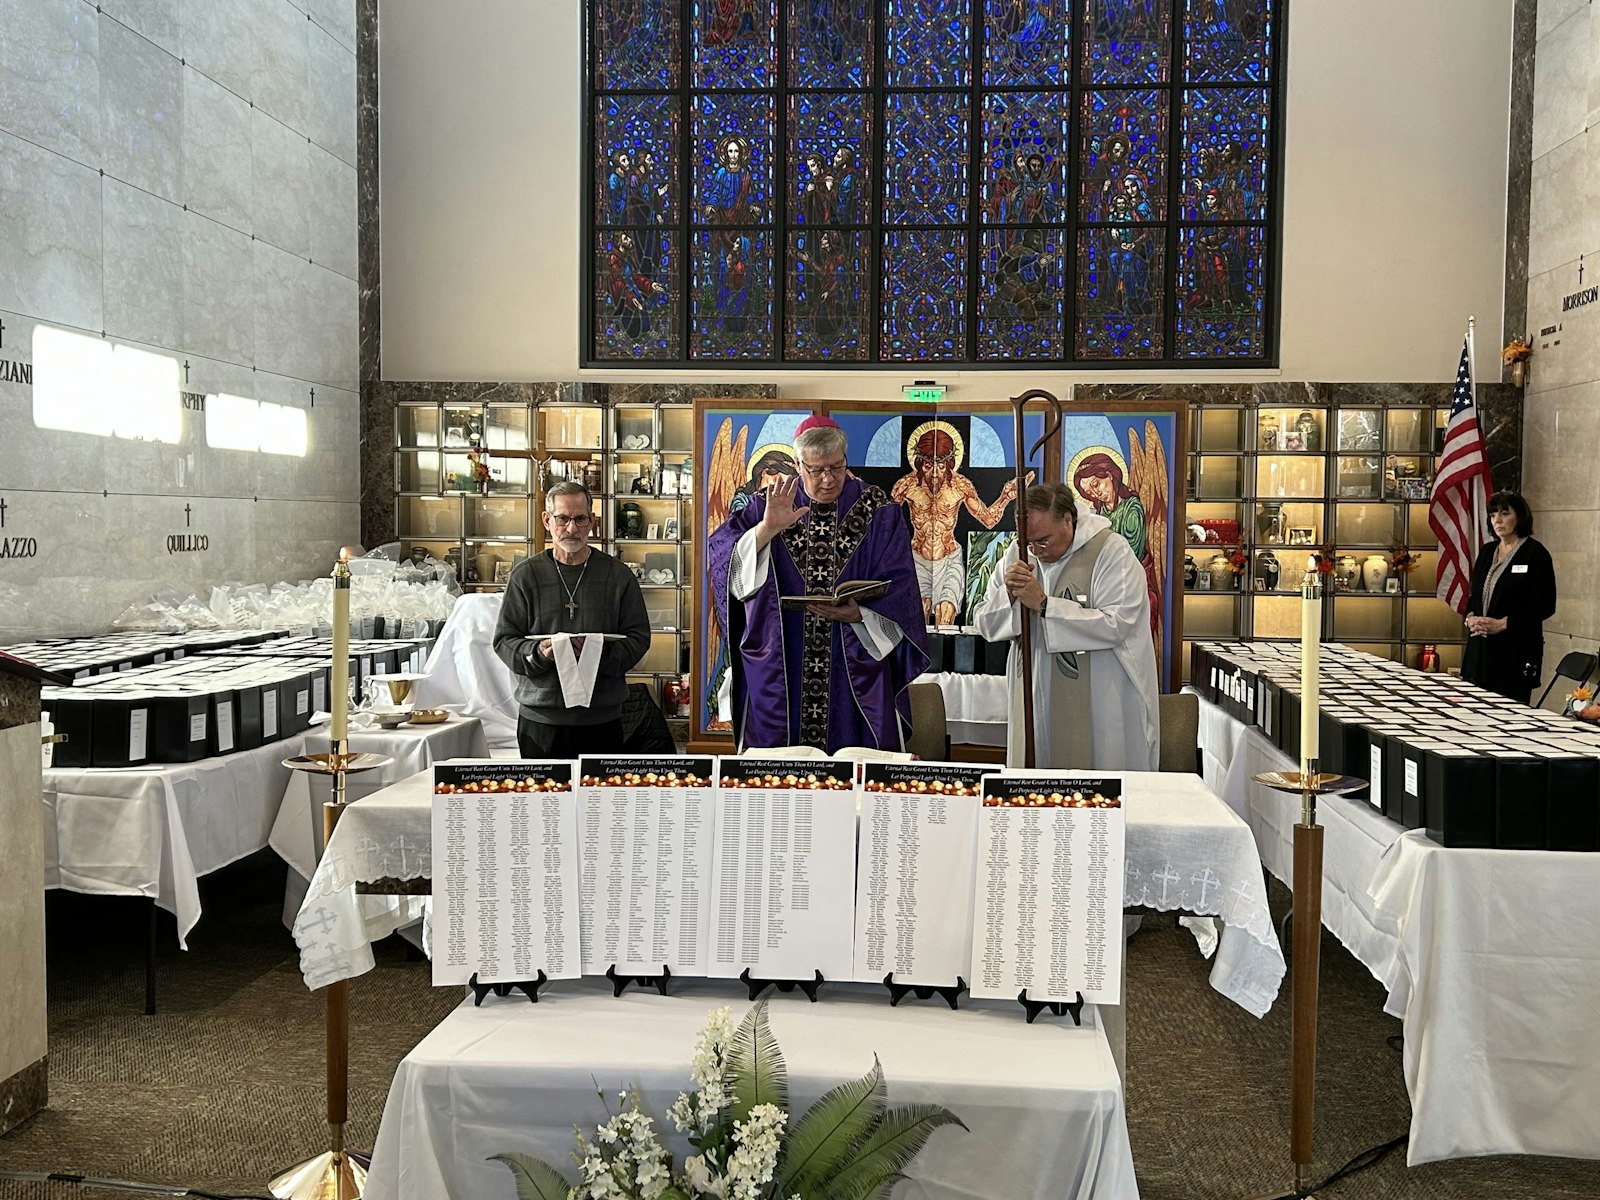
[[1511, 564, 1529, 574]]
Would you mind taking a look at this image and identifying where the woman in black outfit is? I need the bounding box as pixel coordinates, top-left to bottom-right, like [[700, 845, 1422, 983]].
[[1461, 492, 1557, 704]]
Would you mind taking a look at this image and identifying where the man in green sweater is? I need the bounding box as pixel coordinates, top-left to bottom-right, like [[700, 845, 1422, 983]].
[[493, 482, 651, 757]]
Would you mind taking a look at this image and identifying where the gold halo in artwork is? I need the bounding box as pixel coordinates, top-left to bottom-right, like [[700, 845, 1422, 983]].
[[1067, 444, 1130, 494], [746, 443, 798, 479], [905, 420, 965, 472]]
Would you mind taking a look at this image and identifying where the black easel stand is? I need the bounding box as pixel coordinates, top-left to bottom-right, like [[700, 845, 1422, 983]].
[[606, 964, 672, 997], [1017, 989, 1084, 1025], [740, 968, 824, 1002], [467, 971, 549, 1006], [882, 973, 966, 1011]]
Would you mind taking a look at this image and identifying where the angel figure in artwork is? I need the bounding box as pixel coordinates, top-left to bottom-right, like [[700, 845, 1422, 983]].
[[1070, 421, 1169, 658], [701, 420, 800, 729]]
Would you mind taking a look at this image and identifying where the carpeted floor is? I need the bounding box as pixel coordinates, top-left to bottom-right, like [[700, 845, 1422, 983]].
[[1, 852, 1597, 1199]]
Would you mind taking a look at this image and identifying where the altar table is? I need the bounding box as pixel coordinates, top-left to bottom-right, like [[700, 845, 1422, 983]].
[[1199, 696, 1600, 1164], [294, 769, 1285, 1019], [363, 979, 1138, 1200]]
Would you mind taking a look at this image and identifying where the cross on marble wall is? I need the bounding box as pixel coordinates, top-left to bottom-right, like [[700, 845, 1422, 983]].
[[0, 497, 8, 528], [183, 359, 191, 382], [309, 387, 316, 408], [184, 503, 192, 527], [0, 318, 7, 348]]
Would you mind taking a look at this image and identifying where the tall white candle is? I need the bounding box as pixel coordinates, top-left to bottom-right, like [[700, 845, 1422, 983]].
[[330, 550, 351, 743], [1301, 555, 1320, 774]]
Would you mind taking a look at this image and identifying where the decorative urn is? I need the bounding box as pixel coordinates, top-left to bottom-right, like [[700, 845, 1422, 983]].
[[1362, 553, 1390, 592]]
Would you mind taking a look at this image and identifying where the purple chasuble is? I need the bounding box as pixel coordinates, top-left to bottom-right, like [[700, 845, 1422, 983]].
[[708, 477, 929, 752]]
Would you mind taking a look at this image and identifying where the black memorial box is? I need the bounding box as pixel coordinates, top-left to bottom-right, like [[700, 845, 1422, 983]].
[[1544, 756, 1599, 852], [1279, 687, 1302, 762], [1190, 644, 1216, 701], [1318, 709, 1370, 781], [924, 632, 952, 673], [982, 637, 1009, 674], [209, 687, 242, 757], [1489, 754, 1548, 850], [87, 692, 155, 767], [952, 635, 977, 675], [1422, 747, 1495, 848], [280, 670, 315, 736], [144, 690, 211, 764], [1383, 733, 1430, 829], [44, 692, 94, 768], [1258, 676, 1282, 743]]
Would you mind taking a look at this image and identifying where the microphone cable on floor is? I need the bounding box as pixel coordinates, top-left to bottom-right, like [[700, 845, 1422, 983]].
[[0, 1169, 272, 1200]]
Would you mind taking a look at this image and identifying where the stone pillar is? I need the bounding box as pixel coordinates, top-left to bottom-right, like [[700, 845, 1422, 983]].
[[0, 653, 58, 1135]]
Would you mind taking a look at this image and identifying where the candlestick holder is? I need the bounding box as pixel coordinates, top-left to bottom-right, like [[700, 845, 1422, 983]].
[[272, 740, 392, 1200]]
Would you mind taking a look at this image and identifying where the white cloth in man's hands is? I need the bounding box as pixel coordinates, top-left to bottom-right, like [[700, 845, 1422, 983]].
[[550, 632, 604, 709]]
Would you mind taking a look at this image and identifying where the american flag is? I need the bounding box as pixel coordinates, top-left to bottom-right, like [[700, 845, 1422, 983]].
[[1428, 337, 1493, 614]]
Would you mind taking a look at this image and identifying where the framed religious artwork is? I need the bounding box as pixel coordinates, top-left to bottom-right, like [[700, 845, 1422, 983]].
[[690, 396, 1188, 752], [663, 517, 680, 540]]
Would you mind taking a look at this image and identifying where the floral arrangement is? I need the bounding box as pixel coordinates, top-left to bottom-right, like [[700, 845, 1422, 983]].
[[1390, 544, 1420, 575], [1501, 336, 1533, 366], [1309, 549, 1336, 577], [1227, 548, 1249, 573], [1565, 686, 1594, 718], [492, 1001, 964, 1200], [468, 447, 493, 491]]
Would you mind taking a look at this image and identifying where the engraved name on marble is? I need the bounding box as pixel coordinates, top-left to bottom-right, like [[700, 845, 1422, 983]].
[[0, 359, 32, 385]]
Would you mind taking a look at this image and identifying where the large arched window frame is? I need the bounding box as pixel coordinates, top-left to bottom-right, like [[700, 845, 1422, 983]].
[[585, 1, 1284, 368]]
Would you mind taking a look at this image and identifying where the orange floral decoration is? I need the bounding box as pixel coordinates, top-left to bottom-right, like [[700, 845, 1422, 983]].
[[1502, 336, 1533, 365]]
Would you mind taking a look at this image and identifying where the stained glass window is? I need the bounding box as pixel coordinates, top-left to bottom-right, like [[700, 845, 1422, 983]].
[[586, 0, 1282, 365]]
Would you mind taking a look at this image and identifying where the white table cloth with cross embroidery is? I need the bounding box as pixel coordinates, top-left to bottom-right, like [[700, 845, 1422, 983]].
[[293, 768, 1284, 1018]]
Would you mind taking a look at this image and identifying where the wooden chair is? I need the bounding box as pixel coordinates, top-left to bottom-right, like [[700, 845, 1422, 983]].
[[1158, 691, 1201, 774]]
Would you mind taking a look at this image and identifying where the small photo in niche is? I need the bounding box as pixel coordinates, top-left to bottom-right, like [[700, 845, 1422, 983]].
[[1286, 526, 1316, 546], [646, 523, 661, 539], [1280, 431, 1305, 452], [494, 561, 513, 584], [1385, 577, 1401, 594], [663, 517, 680, 539]]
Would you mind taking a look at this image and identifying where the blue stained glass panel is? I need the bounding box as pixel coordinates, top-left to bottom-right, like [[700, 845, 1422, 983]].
[[596, 96, 678, 226], [983, 0, 1070, 86], [882, 231, 968, 360], [882, 93, 970, 224], [1175, 225, 1265, 357], [980, 92, 1067, 225], [1180, 87, 1269, 220], [593, 0, 679, 90], [978, 229, 1064, 358], [789, 0, 874, 88], [691, 0, 777, 89], [692, 95, 775, 224], [1079, 89, 1167, 221], [786, 231, 870, 359], [595, 231, 681, 360], [885, 0, 971, 88], [788, 93, 872, 226], [1184, 0, 1273, 82], [1081, 0, 1172, 84], [691, 231, 774, 358], [1075, 226, 1165, 358]]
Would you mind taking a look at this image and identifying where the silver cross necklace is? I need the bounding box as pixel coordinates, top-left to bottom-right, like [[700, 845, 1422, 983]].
[[554, 556, 589, 619]]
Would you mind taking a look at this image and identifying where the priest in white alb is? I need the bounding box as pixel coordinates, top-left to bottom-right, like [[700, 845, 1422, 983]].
[[973, 481, 1160, 770]]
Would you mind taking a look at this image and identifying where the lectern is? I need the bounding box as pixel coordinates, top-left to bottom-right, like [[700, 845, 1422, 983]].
[[0, 650, 66, 1134]]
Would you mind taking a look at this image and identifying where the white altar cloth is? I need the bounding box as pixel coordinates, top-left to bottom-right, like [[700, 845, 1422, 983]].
[[1199, 695, 1600, 1164], [269, 714, 489, 924], [293, 769, 1284, 1019], [364, 979, 1138, 1200], [411, 592, 519, 750]]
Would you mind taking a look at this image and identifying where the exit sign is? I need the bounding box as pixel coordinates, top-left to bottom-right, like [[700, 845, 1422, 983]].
[[904, 385, 945, 404]]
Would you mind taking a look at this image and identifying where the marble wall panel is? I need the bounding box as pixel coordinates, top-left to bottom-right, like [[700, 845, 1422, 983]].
[[100, 0, 182, 56], [1537, 0, 1588, 41], [102, 178, 183, 351], [308, 263, 359, 389], [0, 315, 106, 495], [1533, 506, 1600, 642], [308, 147, 357, 279], [1531, 2, 1591, 160], [0, 0, 100, 166], [0, 726, 47, 1097], [99, 15, 182, 203], [1519, 380, 1600, 515], [180, 0, 254, 101], [355, 0, 378, 381], [1524, 262, 1600, 394], [252, 239, 314, 383], [305, 0, 356, 52], [1478, 381, 1524, 494], [251, 0, 310, 135], [251, 107, 312, 258], [0, 132, 102, 332], [181, 68, 252, 233], [1527, 133, 1594, 278], [1502, 0, 1536, 363], [306, 22, 356, 167], [182, 209, 255, 365], [0, 492, 117, 637]]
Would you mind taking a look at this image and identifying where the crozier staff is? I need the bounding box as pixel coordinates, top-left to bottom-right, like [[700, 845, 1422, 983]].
[[707, 415, 928, 753], [493, 482, 650, 757], [973, 482, 1159, 770], [1462, 491, 1556, 705]]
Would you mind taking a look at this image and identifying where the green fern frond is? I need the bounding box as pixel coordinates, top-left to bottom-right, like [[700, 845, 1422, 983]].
[[488, 1152, 572, 1200], [777, 1057, 886, 1196], [823, 1104, 966, 1200], [726, 999, 788, 1124]]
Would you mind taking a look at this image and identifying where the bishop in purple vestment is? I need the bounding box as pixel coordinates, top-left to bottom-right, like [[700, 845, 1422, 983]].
[[708, 416, 928, 753]]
